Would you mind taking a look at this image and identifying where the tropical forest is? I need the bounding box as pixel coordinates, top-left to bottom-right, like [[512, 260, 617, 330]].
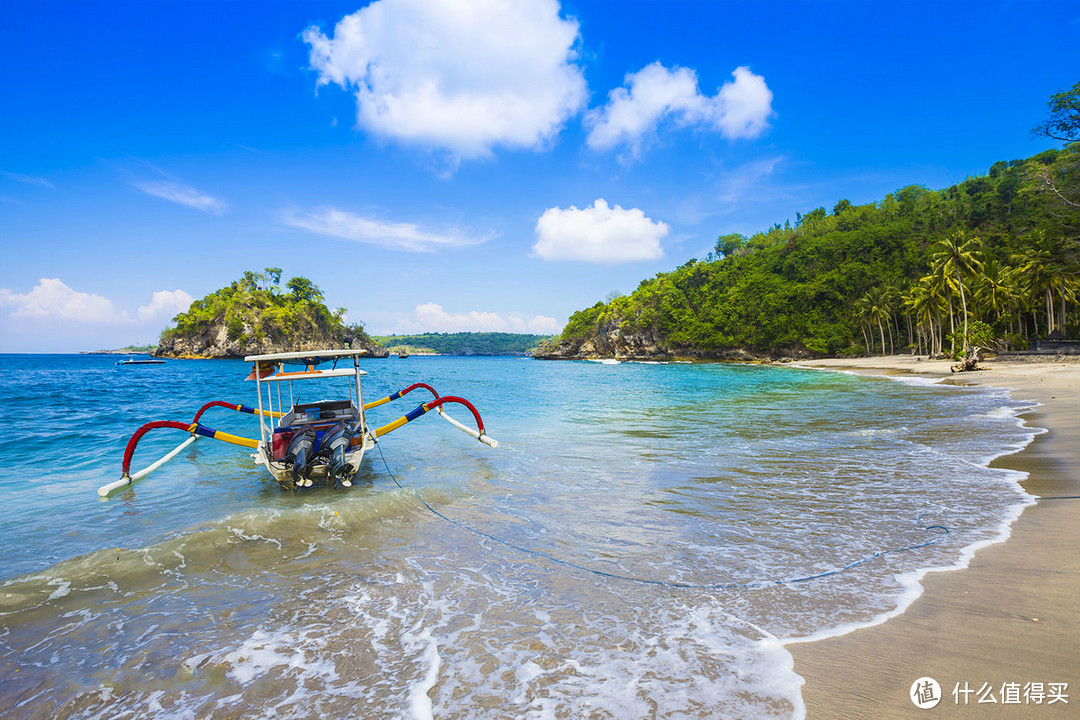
[[373, 333, 550, 356], [542, 83, 1080, 360]]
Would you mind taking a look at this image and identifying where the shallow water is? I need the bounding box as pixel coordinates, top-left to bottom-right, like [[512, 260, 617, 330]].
[[0, 355, 1037, 718]]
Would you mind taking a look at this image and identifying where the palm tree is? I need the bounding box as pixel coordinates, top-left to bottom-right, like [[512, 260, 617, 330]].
[[917, 271, 950, 356], [931, 230, 983, 350], [1014, 232, 1057, 335], [904, 283, 942, 356], [854, 296, 874, 353], [974, 258, 1019, 327], [857, 287, 893, 355]]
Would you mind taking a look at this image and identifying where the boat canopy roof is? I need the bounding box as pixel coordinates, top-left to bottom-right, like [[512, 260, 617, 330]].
[[259, 367, 365, 382], [244, 348, 371, 365]]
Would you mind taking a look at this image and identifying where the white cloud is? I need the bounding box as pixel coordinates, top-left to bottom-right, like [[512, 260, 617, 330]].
[[412, 302, 560, 334], [137, 289, 194, 321], [0, 279, 196, 325], [0, 280, 198, 351], [282, 207, 490, 251], [585, 63, 773, 159], [532, 199, 668, 263], [132, 179, 227, 214], [303, 0, 587, 160], [1, 171, 55, 189], [712, 66, 775, 139], [0, 278, 127, 323]]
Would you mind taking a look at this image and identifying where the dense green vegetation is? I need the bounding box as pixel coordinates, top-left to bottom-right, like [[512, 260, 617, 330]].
[[373, 332, 550, 355], [553, 86, 1080, 359], [159, 268, 376, 351]]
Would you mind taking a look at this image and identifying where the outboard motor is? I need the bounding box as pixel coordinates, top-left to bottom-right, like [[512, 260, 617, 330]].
[[309, 422, 358, 488], [283, 425, 318, 489]]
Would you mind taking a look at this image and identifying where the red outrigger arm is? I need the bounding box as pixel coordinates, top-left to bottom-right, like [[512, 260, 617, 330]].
[[191, 400, 281, 424], [363, 382, 440, 410], [120, 420, 258, 479]]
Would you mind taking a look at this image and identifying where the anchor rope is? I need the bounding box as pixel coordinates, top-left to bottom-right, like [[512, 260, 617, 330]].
[[375, 442, 953, 591]]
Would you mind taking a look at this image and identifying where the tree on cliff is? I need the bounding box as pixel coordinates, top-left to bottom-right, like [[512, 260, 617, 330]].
[[1030, 81, 1080, 213], [1032, 80, 1080, 144], [286, 276, 325, 304]]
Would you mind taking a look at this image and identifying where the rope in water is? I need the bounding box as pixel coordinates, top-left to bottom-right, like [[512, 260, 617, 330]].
[[374, 442, 953, 590]]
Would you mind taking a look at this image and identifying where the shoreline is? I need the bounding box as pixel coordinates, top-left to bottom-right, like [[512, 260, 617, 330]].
[[788, 356, 1079, 717]]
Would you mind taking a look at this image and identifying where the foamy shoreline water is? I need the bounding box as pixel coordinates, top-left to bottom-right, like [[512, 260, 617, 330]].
[[0, 355, 1049, 718], [790, 356, 1079, 718], [783, 368, 1042, 645]]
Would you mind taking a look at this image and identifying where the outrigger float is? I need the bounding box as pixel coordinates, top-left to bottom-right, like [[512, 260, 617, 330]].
[[101, 349, 497, 497]]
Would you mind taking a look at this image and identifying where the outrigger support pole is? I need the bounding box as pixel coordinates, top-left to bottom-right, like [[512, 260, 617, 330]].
[[371, 395, 498, 448], [98, 435, 198, 497], [437, 407, 499, 448], [101, 419, 259, 498]]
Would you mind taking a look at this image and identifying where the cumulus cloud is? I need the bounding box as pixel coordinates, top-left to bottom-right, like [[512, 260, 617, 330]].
[[132, 179, 227, 215], [0, 278, 127, 323], [412, 302, 560, 334], [532, 199, 668, 263], [585, 63, 773, 159], [303, 0, 587, 159], [282, 207, 490, 251], [137, 289, 194, 321], [0, 279, 197, 326]]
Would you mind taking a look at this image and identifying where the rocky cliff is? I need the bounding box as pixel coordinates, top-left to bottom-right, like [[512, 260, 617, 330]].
[[154, 320, 386, 359]]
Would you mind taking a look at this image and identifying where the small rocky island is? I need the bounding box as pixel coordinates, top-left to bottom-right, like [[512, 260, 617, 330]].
[[154, 269, 387, 359]]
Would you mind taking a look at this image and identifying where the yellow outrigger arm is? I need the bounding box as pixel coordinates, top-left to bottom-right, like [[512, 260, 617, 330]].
[[369, 395, 498, 448]]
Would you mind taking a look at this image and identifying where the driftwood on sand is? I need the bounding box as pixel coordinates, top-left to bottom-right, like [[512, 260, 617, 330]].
[[951, 346, 984, 373]]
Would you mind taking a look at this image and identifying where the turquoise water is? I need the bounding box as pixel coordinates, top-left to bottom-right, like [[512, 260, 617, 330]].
[[0, 354, 1037, 718]]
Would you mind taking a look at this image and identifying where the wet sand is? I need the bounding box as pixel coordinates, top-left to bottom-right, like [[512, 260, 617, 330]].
[[789, 356, 1080, 717]]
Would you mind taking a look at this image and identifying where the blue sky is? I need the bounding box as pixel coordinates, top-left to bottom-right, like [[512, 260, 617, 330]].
[[1, 0, 1077, 352]]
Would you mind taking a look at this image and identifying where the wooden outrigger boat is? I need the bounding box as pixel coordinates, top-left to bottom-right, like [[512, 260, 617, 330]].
[[101, 349, 497, 497]]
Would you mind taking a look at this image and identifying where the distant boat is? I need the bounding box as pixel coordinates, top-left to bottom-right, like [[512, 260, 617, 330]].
[[116, 357, 166, 366]]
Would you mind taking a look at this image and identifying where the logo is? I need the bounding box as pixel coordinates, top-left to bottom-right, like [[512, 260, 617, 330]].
[[911, 677, 942, 709]]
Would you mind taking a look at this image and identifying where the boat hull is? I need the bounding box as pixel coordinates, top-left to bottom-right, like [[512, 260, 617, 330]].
[[256, 444, 367, 491]]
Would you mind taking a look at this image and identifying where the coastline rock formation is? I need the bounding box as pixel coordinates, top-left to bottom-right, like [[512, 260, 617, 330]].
[[155, 320, 385, 359], [532, 318, 810, 362], [153, 271, 388, 359]]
